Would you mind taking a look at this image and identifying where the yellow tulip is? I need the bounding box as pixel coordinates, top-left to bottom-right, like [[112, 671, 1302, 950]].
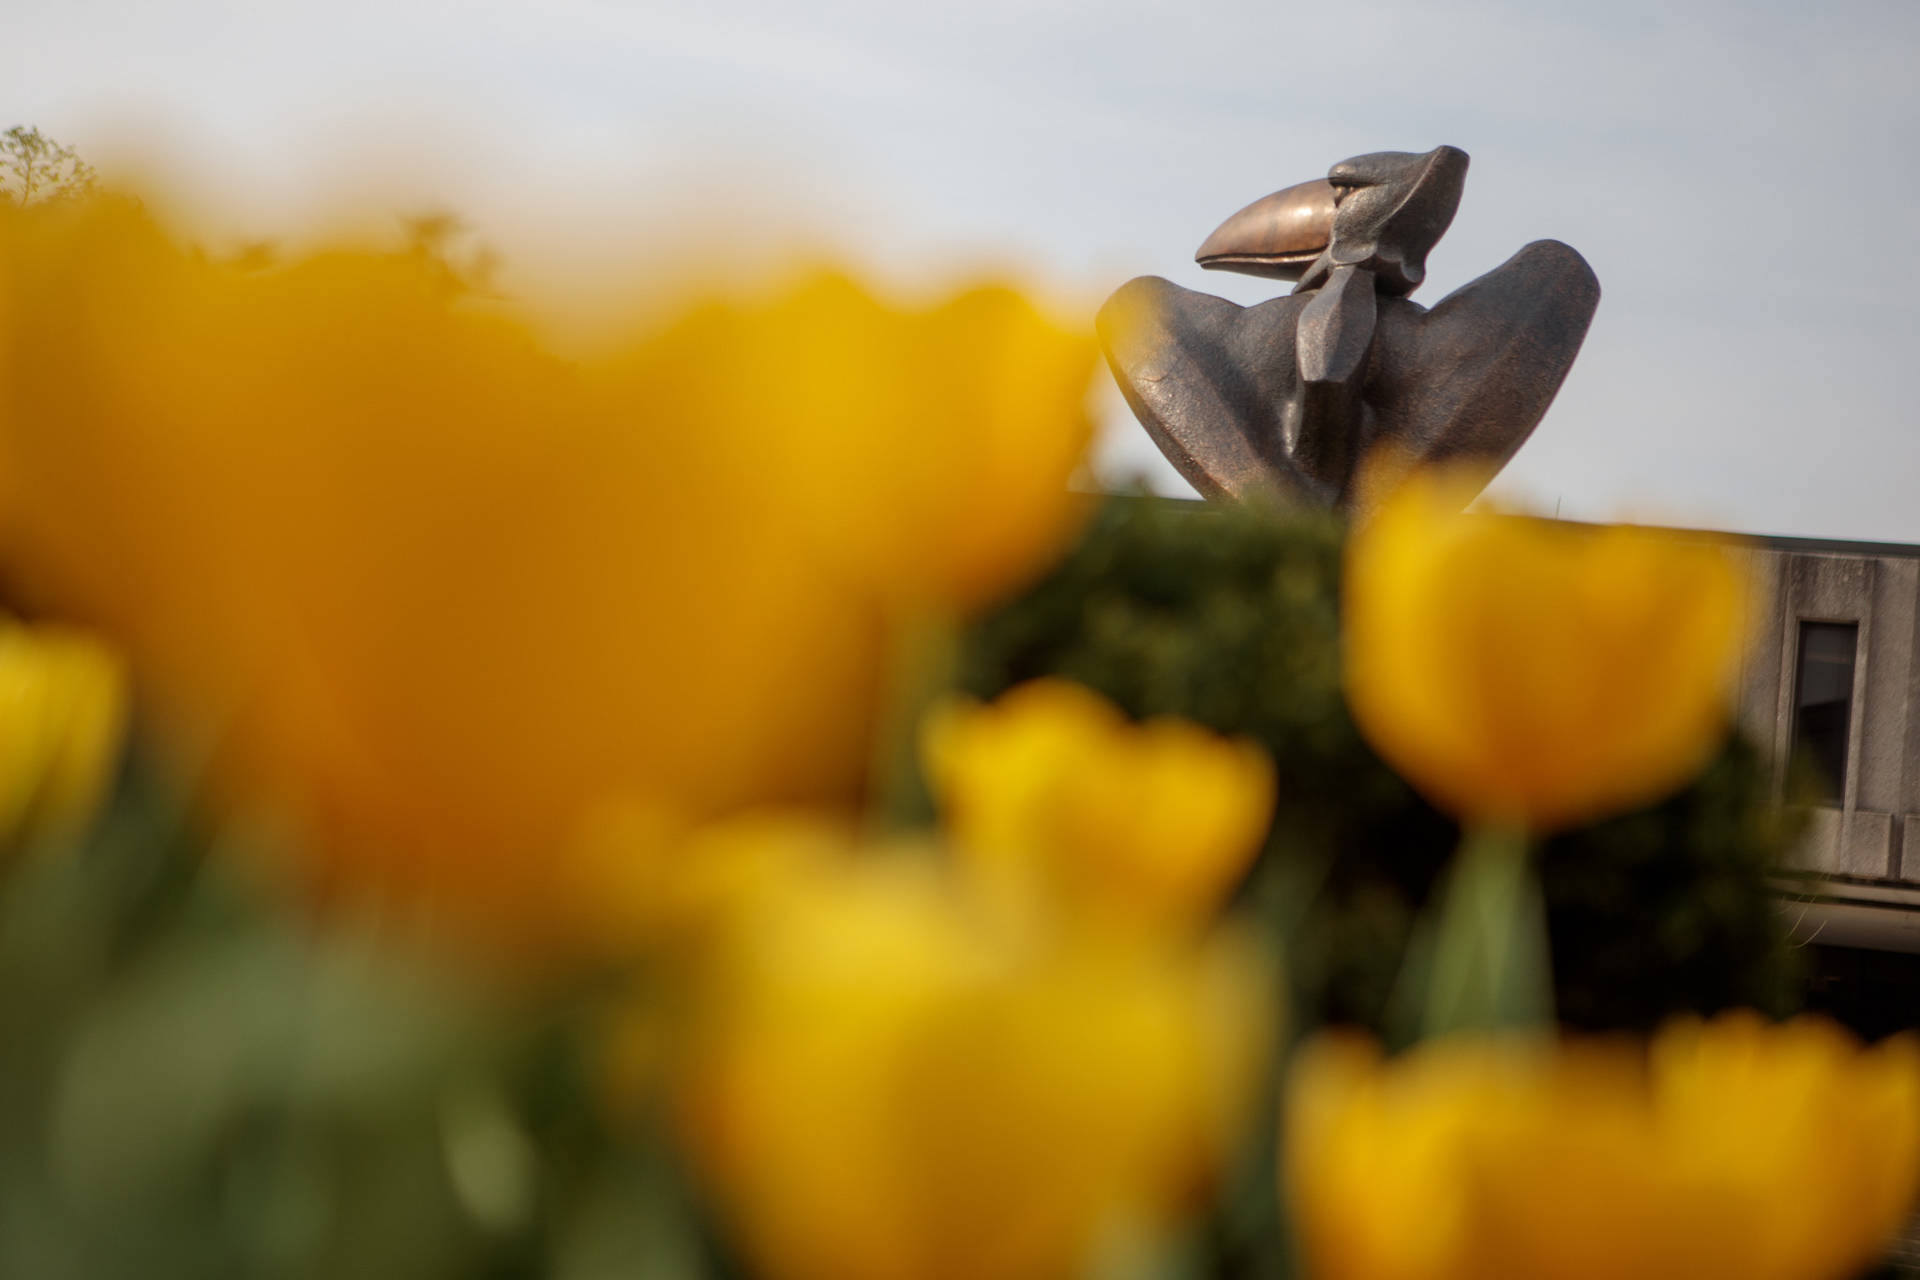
[[0, 197, 1096, 947], [567, 805, 855, 961], [0, 620, 126, 858], [1647, 1013, 1920, 1280], [677, 854, 1273, 1280], [745, 273, 1098, 612], [1285, 1013, 1920, 1280], [1343, 464, 1747, 831], [921, 679, 1276, 934]]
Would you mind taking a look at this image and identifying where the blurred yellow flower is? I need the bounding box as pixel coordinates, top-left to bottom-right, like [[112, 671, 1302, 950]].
[[568, 805, 853, 960], [677, 854, 1272, 1280], [1343, 464, 1747, 831], [0, 198, 1096, 947], [1285, 1013, 1920, 1280], [744, 273, 1098, 612], [0, 620, 125, 858], [921, 679, 1275, 934]]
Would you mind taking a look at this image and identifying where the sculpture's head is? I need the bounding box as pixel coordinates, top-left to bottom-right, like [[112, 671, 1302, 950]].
[[1195, 145, 1469, 296], [1324, 145, 1468, 294]]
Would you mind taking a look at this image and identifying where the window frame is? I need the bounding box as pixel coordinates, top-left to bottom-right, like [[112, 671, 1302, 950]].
[[1788, 617, 1860, 807]]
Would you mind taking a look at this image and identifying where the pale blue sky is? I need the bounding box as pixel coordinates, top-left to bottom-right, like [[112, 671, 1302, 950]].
[[14, 0, 1920, 540]]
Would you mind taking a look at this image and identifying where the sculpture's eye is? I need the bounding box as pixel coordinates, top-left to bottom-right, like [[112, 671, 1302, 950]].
[[1330, 184, 1351, 208]]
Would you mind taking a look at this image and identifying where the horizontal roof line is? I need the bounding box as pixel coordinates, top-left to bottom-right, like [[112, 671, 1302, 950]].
[[1110, 495, 1920, 559], [1604, 523, 1920, 559]]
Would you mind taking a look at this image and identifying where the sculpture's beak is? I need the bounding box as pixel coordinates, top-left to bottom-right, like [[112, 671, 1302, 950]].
[[1194, 178, 1336, 280]]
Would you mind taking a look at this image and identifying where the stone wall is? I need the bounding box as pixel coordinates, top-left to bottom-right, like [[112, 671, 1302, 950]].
[[1733, 537, 1920, 883]]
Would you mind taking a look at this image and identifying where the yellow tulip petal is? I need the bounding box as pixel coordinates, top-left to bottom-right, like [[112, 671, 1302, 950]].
[[677, 855, 1273, 1280], [1344, 463, 1747, 831], [1285, 1015, 1920, 1280], [0, 620, 125, 861], [0, 198, 1097, 950], [922, 679, 1275, 933]]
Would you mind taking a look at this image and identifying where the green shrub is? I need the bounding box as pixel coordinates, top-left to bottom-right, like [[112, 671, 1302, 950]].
[[957, 494, 1802, 1035]]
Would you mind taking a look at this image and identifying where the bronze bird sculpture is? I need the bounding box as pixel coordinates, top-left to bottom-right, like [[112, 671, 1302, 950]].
[[1099, 146, 1599, 510]]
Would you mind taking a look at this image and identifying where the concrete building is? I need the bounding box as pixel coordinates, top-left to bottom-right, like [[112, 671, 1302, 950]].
[[1724, 531, 1920, 956]]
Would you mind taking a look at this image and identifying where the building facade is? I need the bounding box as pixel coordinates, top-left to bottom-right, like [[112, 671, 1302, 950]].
[[1727, 532, 1920, 952]]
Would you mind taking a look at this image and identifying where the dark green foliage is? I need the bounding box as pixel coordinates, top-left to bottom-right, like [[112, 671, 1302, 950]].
[[959, 493, 1802, 1036], [0, 742, 702, 1280], [1540, 735, 1804, 1031]]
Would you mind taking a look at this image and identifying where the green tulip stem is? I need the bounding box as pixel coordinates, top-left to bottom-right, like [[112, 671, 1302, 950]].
[[866, 604, 961, 834], [1421, 823, 1553, 1039]]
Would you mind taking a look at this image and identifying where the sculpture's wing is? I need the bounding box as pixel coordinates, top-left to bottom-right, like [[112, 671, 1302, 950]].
[[1096, 277, 1314, 502], [1366, 240, 1601, 473]]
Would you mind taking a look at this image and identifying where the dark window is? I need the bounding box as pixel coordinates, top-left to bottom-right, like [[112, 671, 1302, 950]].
[[1792, 621, 1858, 803]]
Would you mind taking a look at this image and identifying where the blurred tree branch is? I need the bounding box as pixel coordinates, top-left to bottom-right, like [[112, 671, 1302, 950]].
[[1, 126, 98, 205]]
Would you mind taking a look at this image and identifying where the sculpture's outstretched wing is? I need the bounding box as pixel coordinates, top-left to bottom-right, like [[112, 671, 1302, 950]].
[[1099, 241, 1598, 509], [1096, 277, 1320, 503], [1365, 239, 1601, 473]]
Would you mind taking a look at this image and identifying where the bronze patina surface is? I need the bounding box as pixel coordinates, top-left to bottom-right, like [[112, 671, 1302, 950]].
[[1099, 146, 1600, 511], [1194, 177, 1336, 281]]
